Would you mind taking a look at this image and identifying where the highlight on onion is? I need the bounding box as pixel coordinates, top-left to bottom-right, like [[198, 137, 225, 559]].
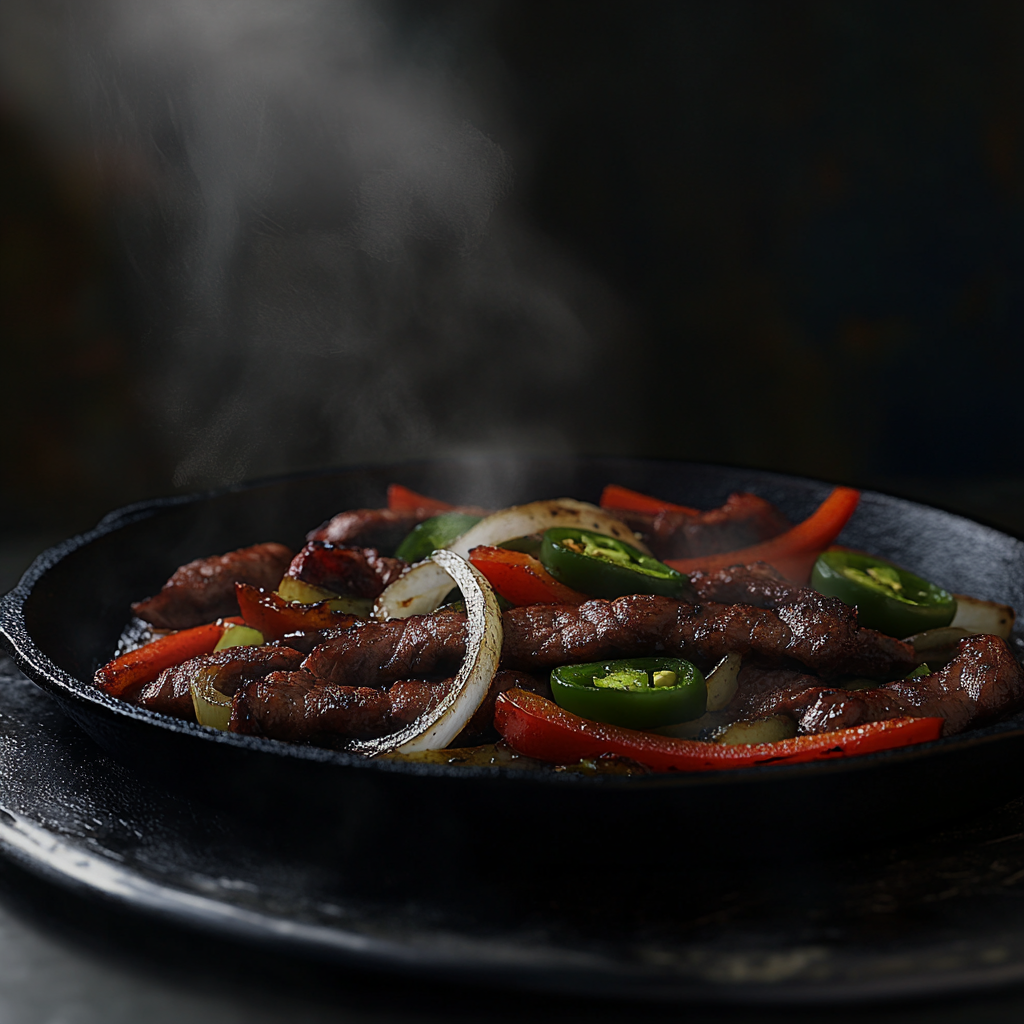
[[951, 594, 1015, 639], [903, 625, 972, 669], [190, 671, 233, 730], [704, 652, 742, 712], [447, 498, 651, 557], [374, 498, 647, 621], [352, 549, 503, 756], [374, 559, 456, 621]]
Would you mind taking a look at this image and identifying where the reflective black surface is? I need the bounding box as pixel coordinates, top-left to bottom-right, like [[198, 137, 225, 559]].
[[4, 457, 1024, 1002]]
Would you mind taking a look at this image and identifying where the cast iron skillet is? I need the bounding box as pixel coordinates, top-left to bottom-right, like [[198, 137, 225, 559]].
[[3, 456, 1024, 868]]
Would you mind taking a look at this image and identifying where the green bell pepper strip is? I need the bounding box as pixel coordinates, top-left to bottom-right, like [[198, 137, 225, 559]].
[[540, 527, 695, 600], [550, 657, 706, 729], [811, 550, 956, 639], [395, 512, 482, 563]]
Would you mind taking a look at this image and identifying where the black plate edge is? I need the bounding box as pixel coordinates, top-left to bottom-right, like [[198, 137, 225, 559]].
[[5, 791, 1024, 1008]]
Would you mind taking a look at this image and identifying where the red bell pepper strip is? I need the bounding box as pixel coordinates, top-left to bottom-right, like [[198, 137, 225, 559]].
[[664, 486, 861, 584], [93, 617, 243, 699], [468, 546, 588, 606], [599, 484, 699, 515], [387, 484, 456, 514], [235, 583, 357, 641], [494, 688, 943, 772]]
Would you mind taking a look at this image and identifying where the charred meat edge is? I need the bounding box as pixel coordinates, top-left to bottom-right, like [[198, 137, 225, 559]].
[[132, 542, 293, 630]]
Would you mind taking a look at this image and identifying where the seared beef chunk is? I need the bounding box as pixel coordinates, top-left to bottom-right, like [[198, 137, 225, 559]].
[[304, 613, 468, 687], [132, 542, 293, 630], [138, 645, 304, 720], [304, 595, 915, 686], [307, 508, 432, 550], [746, 634, 1023, 736], [231, 673, 448, 742], [727, 663, 824, 721], [230, 668, 544, 746], [499, 595, 914, 679], [689, 562, 808, 609], [308, 501, 487, 552], [277, 631, 331, 655], [285, 542, 406, 598], [607, 494, 791, 561]]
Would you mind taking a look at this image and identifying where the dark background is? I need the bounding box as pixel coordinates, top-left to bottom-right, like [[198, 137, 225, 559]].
[[4, 0, 1024, 579]]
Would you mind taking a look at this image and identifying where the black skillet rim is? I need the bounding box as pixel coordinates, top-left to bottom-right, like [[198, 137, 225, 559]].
[[3, 457, 1024, 793]]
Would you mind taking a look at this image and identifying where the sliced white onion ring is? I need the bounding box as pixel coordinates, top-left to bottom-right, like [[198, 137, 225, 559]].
[[704, 652, 742, 712], [373, 559, 455, 621], [351, 549, 503, 756], [374, 498, 647, 621], [446, 498, 651, 558]]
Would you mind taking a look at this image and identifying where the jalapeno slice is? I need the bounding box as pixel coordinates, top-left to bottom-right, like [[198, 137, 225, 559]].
[[551, 657, 706, 729], [811, 550, 956, 638], [395, 512, 482, 563], [540, 527, 695, 599]]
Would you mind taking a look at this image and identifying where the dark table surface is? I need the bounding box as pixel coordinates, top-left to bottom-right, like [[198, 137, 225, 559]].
[[5, 476, 1024, 1021]]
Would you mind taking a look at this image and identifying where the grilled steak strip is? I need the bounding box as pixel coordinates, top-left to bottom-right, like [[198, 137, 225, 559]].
[[743, 634, 1024, 736], [230, 669, 544, 745], [689, 562, 809, 609], [607, 493, 791, 561], [231, 673, 447, 742], [726, 663, 824, 720], [137, 645, 304, 720], [308, 503, 484, 552], [304, 613, 468, 687], [303, 595, 916, 687], [501, 595, 914, 678], [132, 542, 294, 630], [285, 542, 406, 598], [307, 508, 433, 550]]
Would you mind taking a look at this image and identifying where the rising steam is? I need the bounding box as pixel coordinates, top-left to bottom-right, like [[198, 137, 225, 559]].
[[0, 0, 636, 490]]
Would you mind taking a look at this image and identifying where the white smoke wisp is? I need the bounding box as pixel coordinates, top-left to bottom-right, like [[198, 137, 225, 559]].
[[1, 0, 636, 490]]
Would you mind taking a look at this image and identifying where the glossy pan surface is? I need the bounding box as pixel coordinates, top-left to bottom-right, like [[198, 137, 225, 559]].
[[3, 456, 1024, 856]]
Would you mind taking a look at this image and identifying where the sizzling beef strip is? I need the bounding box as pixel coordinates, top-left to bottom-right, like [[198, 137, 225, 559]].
[[230, 669, 546, 745], [726, 663, 824, 721], [132, 542, 294, 630], [745, 634, 1024, 737], [304, 595, 915, 686], [606, 493, 791, 561], [285, 542, 406, 598], [308, 502, 484, 551], [689, 562, 809, 609], [231, 673, 447, 742], [304, 613, 468, 688], [500, 596, 914, 679], [137, 645, 304, 720]]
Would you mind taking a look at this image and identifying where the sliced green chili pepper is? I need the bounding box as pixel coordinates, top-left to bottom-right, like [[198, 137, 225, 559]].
[[395, 512, 482, 563], [498, 534, 543, 558], [811, 550, 956, 639], [540, 527, 695, 600], [550, 657, 706, 729]]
